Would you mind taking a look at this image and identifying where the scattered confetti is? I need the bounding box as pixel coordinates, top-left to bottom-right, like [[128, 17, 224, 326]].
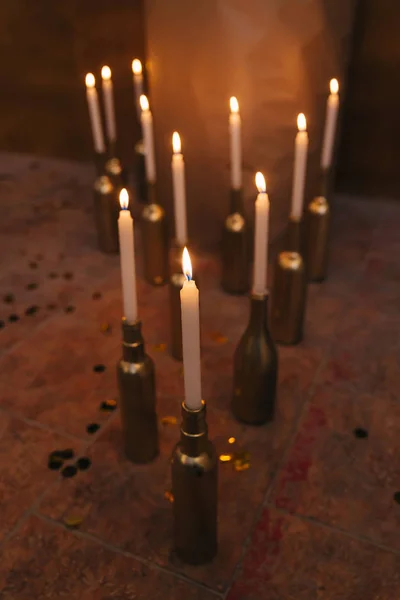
[[219, 454, 233, 463], [63, 272, 73, 280], [25, 305, 39, 316], [100, 399, 117, 412], [51, 448, 74, 460], [153, 343, 167, 352], [63, 515, 83, 529], [164, 491, 174, 503], [211, 331, 228, 345], [48, 456, 64, 470], [61, 465, 78, 478], [353, 427, 368, 439], [233, 461, 250, 472], [93, 364, 106, 373], [228, 437, 236, 444], [100, 322, 111, 334], [3, 293, 15, 304], [64, 305, 75, 314], [26, 282, 38, 290], [48, 272, 58, 279], [86, 423, 100, 434], [76, 457, 91, 471], [8, 314, 19, 323], [29, 261, 38, 269], [161, 416, 178, 426], [92, 291, 102, 300]]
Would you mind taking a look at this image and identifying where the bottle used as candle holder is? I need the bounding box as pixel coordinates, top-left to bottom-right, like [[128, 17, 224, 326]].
[[232, 293, 278, 425], [117, 319, 159, 463], [221, 188, 250, 294], [171, 401, 218, 565], [305, 194, 330, 282], [134, 140, 147, 203], [93, 175, 119, 254], [270, 217, 307, 345], [141, 184, 168, 286], [105, 157, 125, 191]]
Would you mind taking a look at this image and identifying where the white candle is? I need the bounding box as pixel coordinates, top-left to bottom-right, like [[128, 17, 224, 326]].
[[101, 66, 117, 143], [85, 73, 106, 154], [321, 78, 340, 170], [132, 59, 144, 119], [180, 248, 202, 410], [253, 172, 270, 296], [229, 96, 242, 190], [140, 95, 156, 183], [291, 113, 309, 219], [172, 132, 188, 246], [118, 188, 138, 323]]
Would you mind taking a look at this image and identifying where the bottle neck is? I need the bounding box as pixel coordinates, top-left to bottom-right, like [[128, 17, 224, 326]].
[[121, 319, 145, 363], [180, 401, 209, 457], [248, 293, 268, 329], [286, 217, 302, 253], [230, 188, 244, 214]]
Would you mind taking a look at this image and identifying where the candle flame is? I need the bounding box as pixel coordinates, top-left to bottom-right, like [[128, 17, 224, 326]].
[[297, 113, 307, 132], [172, 131, 181, 154], [101, 65, 112, 80], [230, 96, 239, 114], [255, 172, 266, 193], [330, 78, 339, 94], [182, 247, 192, 281], [140, 94, 149, 111], [132, 58, 142, 75], [85, 73, 95, 88], [119, 188, 129, 210]]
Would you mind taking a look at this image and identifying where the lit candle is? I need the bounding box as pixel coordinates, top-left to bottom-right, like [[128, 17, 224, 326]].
[[321, 78, 340, 170], [132, 59, 144, 119], [253, 172, 270, 296], [180, 248, 202, 410], [140, 95, 156, 183], [229, 96, 242, 190], [291, 113, 309, 219], [85, 73, 106, 154], [172, 132, 188, 246], [101, 66, 117, 144], [118, 188, 138, 323]]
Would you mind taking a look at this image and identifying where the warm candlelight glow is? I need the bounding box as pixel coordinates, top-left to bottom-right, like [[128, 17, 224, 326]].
[[101, 65, 111, 80], [172, 131, 181, 154], [255, 172, 266, 193], [182, 247, 192, 280], [330, 78, 339, 94], [140, 94, 149, 112], [132, 59, 142, 75], [297, 113, 307, 132], [85, 73, 95, 88], [230, 96, 239, 114], [119, 188, 129, 210]]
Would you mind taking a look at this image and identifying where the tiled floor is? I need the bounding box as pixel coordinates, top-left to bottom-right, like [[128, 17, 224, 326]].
[[0, 153, 400, 599]]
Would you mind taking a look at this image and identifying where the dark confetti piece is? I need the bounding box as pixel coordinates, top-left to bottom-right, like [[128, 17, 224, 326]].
[[63, 272, 73, 280], [86, 423, 100, 434], [100, 399, 117, 411], [93, 364, 106, 373], [64, 305, 75, 314], [92, 291, 102, 300], [25, 305, 39, 316], [394, 492, 400, 505], [47, 303, 57, 310], [48, 456, 64, 471], [353, 427, 368, 439], [48, 272, 58, 279], [3, 293, 14, 304], [0, 320, 5, 329], [8, 314, 19, 323], [61, 465, 78, 478], [26, 282, 38, 290], [29, 261, 38, 269], [51, 448, 74, 460], [76, 457, 91, 471]]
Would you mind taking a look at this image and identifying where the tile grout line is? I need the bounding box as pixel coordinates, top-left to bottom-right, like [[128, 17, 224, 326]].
[[34, 512, 224, 599]]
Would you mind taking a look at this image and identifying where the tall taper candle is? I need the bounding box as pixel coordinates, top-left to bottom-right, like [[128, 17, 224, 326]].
[[229, 96, 242, 190], [140, 95, 156, 183], [180, 248, 202, 410], [172, 132, 188, 246], [118, 189, 138, 323], [132, 59, 144, 119], [291, 113, 309, 219], [101, 66, 117, 144], [253, 172, 269, 295], [85, 73, 106, 154], [321, 78, 339, 170]]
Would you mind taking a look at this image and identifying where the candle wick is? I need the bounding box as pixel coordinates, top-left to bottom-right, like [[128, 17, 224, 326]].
[[185, 273, 192, 282]]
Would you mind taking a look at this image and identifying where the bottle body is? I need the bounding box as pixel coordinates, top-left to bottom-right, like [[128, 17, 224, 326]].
[[221, 189, 249, 295]]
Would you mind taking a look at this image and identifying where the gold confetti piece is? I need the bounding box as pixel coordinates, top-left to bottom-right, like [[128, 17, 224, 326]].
[[164, 491, 174, 503], [100, 322, 111, 334], [228, 437, 236, 444], [153, 343, 166, 352], [63, 515, 83, 529], [211, 331, 228, 345], [219, 454, 233, 463], [233, 461, 250, 472], [161, 416, 178, 426]]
